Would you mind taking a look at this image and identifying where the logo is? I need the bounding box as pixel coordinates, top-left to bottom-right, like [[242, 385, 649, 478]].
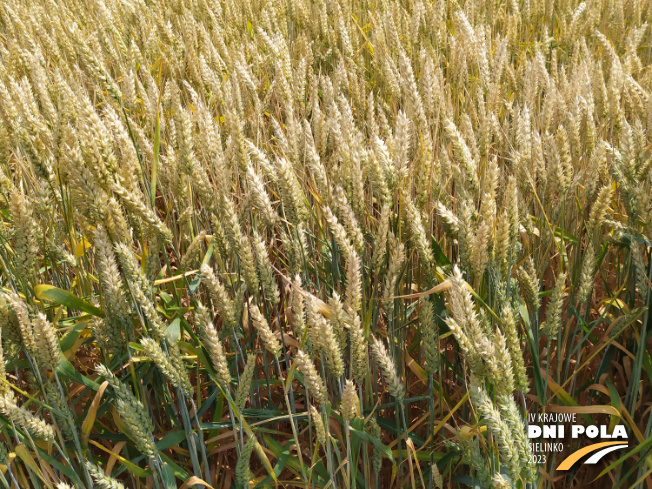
[[556, 441, 628, 470], [527, 412, 628, 470]]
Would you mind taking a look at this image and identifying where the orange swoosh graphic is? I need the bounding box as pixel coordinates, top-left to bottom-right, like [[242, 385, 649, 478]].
[[557, 441, 625, 470]]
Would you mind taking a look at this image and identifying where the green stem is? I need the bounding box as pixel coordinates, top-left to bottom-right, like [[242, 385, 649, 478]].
[[275, 360, 307, 482]]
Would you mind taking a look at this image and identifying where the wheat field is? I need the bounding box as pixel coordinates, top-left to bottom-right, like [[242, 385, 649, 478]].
[[0, 0, 650, 487]]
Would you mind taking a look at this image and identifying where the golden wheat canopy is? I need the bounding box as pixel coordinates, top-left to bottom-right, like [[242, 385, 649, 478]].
[[0, 0, 650, 487]]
